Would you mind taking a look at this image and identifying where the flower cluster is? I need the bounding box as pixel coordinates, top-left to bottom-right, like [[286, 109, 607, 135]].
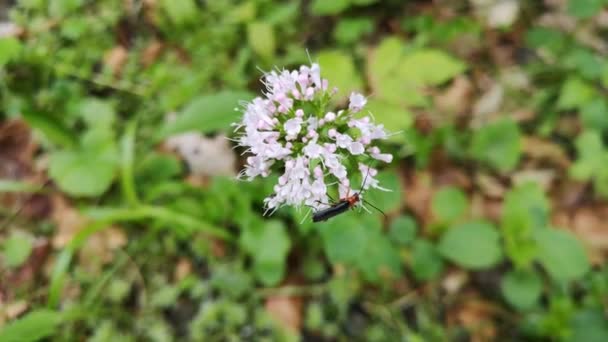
[[234, 63, 393, 214]]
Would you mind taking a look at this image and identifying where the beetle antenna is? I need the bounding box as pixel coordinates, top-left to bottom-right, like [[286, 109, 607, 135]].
[[360, 165, 372, 195], [363, 199, 387, 220]]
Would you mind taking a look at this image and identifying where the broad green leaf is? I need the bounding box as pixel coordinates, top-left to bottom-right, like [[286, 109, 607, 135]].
[[569, 309, 608, 342], [0, 309, 62, 342], [410, 238, 444, 281], [367, 37, 428, 107], [365, 99, 412, 143], [501, 182, 547, 268], [567, 0, 605, 18], [240, 220, 290, 286], [564, 49, 603, 80], [363, 171, 402, 214], [557, 77, 596, 110], [368, 37, 404, 82], [48, 0, 83, 18], [439, 221, 503, 270], [22, 111, 77, 148], [150, 285, 180, 308], [525, 27, 567, 55], [0, 37, 21, 66], [580, 99, 608, 132], [534, 228, 590, 282], [502, 182, 550, 230], [358, 223, 402, 282], [431, 186, 468, 223], [501, 270, 542, 310], [319, 214, 401, 282], [317, 50, 363, 101], [160, 0, 198, 25], [470, 118, 521, 172], [211, 265, 253, 299], [570, 130, 607, 181], [310, 0, 349, 15], [2, 232, 33, 267], [334, 17, 374, 44], [389, 215, 417, 246], [247, 22, 275, 59], [48, 128, 118, 197], [398, 49, 466, 86], [78, 98, 115, 128], [319, 215, 367, 264], [159, 91, 254, 138]]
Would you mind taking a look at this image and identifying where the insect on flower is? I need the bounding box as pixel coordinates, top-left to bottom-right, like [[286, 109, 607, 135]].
[[312, 166, 387, 222], [233, 62, 394, 220]]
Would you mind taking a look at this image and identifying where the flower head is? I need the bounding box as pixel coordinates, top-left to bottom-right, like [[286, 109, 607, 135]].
[[234, 63, 393, 213]]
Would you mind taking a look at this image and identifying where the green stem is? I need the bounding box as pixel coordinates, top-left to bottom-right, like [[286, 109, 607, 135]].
[[121, 120, 140, 207]]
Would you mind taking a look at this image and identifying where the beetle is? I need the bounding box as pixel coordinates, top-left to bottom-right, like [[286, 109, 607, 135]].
[[312, 168, 386, 222]]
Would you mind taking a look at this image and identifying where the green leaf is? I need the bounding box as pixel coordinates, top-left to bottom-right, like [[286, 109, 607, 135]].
[[2, 233, 33, 268], [159, 0, 198, 25], [0, 37, 22, 66], [334, 17, 374, 45], [317, 50, 363, 101], [569, 309, 608, 342], [365, 99, 412, 143], [580, 99, 608, 132], [557, 77, 596, 110], [319, 215, 367, 264], [320, 214, 401, 282], [501, 270, 542, 310], [564, 49, 603, 80], [0, 309, 62, 342], [410, 238, 444, 281], [159, 91, 254, 138], [389, 215, 418, 246], [22, 111, 77, 148], [363, 171, 402, 213], [534, 228, 590, 282], [567, 0, 605, 18], [525, 27, 567, 56], [398, 49, 466, 86], [431, 186, 468, 223], [48, 0, 84, 18], [310, 0, 350, 15], [367, 37, 428, 107], [439, 221, 503, 270], [470, 118, 521, 172], [240, 220, 290, 286], [78, 98, 115, 129], [247, 22, 275, 59], [48, 128, 119, 197], [358, 225, 402, 282], [501, 182, 549, 268], [570, 130, 606, 180]]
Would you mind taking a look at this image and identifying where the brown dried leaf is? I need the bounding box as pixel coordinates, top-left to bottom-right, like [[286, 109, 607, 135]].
[[403, 170, 434, 227], [141, 40, 164, 67], [50, 195, 90, 249], [79, 226, 127, 273], [522, 136, 571, 169], [174, 258, 192, 281], [104, 46, 129, 77], [265, 295, 302, 333], [449, 297, 497, 342], [435, 76, 473, 117], [571, 207, 608, 265]]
